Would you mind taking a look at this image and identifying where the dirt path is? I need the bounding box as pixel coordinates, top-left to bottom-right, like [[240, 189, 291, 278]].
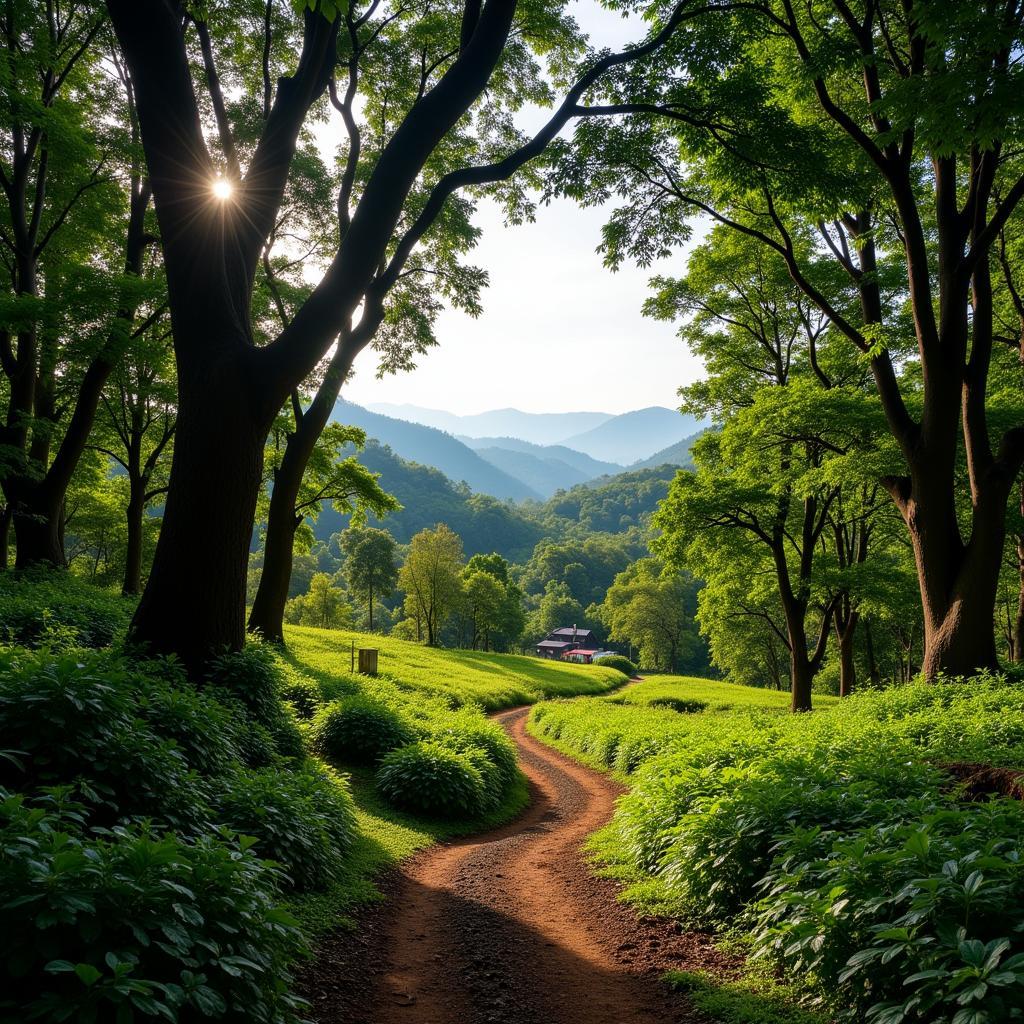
[[305, 706, 732, 1024]]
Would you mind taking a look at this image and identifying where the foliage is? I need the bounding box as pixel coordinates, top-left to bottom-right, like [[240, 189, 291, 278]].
[[595, 559, 701, 673], [398, 524, 465, 646], [205, 645, 305, 762], [341, 526, 399, 631], [376, 741, 487, 819], [750, 802, 1024, 1023], [309, 696, 414, 765], [284, 572, 353, 631], [532, 673, 1024, 1021], [0, 569, 134, 648], [594, 654, 636, 677], [1, 790, 308, 1024], [216, 764, 356, 893]]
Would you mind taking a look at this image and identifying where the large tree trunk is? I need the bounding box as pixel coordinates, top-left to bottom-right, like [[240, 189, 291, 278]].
[[128, 370, 267, 670], [0, 505, 10, 569], [11, 487, 66, 568], [790, 652, 814, 713], [899, 472, 1005, 679], [835, 609, 859, 697]]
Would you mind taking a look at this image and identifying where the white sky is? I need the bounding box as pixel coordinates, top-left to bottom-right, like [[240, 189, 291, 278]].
[[341, 1, 706, 416]]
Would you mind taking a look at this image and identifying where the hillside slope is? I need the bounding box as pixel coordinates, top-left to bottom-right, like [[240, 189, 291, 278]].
[[314, 440, 546, 561], [629, 431, 705, 470], [462, 435, 622, 478]]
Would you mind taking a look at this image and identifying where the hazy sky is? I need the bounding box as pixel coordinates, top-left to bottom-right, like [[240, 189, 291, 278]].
[[342, 2, 705, 417]]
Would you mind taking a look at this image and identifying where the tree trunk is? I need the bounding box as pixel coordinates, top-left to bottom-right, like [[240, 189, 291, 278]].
[[901, 478, 1004, 679], [11, 488, 66, 568], [122, 484, 146, 596], [0, 504, 10, 569], [247, 466, 303, 644], [368, 588, 374, 632], [1014, 486, 1024, 664], [836, 609, 859, 697], [790, 652, 814, 713], [864, 618, 881, 685], [128, 377, 266, 671]]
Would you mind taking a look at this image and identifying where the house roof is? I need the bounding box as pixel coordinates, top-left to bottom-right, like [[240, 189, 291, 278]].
[[550, 627, 593, 637], [565, 649, 599, 656], [537, 640, 573, 649]]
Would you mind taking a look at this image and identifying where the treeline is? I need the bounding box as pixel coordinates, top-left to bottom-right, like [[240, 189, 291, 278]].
[[260, 517, 711, 675]]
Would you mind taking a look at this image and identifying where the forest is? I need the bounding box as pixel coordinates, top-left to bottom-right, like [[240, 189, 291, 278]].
[[3, 1, 1024, 1023]]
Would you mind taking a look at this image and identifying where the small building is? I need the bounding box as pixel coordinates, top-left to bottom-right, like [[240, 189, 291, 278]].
[[562, 648, 601, 665], [535, 626, 595, 660]]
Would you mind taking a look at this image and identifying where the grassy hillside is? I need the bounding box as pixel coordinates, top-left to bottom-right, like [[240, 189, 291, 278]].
[[282, 625, 624, 710]]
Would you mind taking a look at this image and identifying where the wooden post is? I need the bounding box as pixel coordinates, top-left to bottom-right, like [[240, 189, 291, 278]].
[[358, 648, 379, 675], [350, 639, 355, 673]]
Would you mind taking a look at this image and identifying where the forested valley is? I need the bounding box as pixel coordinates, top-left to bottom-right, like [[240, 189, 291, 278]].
[[4, 2, 1024, 1023]]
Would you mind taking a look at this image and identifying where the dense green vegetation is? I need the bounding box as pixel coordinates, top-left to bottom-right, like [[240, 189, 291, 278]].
[[6, 1, 1024, 1022], [0, 576, 620, 1021], [530, 675, 1024, 1021]]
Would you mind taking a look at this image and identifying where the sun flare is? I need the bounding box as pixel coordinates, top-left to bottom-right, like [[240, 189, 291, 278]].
[[211, 178, 233, 201]]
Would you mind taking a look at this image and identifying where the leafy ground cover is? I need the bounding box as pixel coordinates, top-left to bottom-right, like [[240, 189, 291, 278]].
[[529, 674, 1024, 1023]]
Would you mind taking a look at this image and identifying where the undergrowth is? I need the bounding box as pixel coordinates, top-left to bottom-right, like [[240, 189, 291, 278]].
[[529, 673, 1024, 1023]]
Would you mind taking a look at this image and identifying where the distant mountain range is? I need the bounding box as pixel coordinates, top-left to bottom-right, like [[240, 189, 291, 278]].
[[333, 400, 705, 501], [559, 407, 706, 465], [366, 404, 613, 446]]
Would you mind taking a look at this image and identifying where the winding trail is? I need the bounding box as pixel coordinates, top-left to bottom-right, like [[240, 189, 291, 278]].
[[305, 706, 732, 1024]]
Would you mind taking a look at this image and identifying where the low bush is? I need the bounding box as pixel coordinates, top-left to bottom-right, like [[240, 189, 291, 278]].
[[376, 741, 486, 818], [1, 789, 309, 1024], [0, 648, 218, 830], [0, 569, 133, 649], [206, 646, 305, 762], [750, 801, 1024, 1022], [534, 673, 1024, 1022], [595, 655, 637, 677], [280, 675, 323, 719], [309, 696, 414, 764], [216, 764, 356, 892], [430, 713, 518, 788], [649, 696, 708, 714]]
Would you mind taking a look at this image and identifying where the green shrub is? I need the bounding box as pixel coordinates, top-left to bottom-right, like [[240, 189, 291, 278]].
[[0, 648, 215, 830], [431, 714, 518, 787], [623, 741, 943, 924], [376, 741, 486, 817], [595, 655, 637, 677], [207, 646, 305, 763], [0, 569, 133, 649], [750, 801, 1024, 1022], [281, 676, 322, 719], [0, 789, 308, 1024], [649, 696, 708, 714], [309, 696, 413, 764], [216, 764, 356, 892]]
